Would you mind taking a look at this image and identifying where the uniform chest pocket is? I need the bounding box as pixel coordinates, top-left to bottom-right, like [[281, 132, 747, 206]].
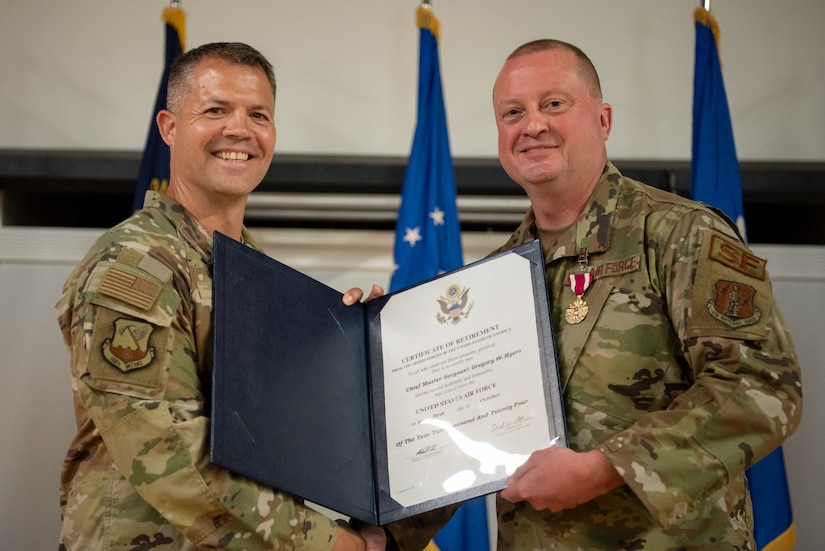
[[562, 286, 685, 426]]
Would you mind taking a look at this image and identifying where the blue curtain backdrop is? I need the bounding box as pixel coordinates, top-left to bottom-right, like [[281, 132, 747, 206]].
[[132, 7, 185, 211], [691, 8, 795, 551], [391, 5, 488, 551]]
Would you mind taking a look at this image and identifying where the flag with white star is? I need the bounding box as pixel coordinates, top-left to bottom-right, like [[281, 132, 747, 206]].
[[391, 9, 485, 549], [390, 4, 463, 292]]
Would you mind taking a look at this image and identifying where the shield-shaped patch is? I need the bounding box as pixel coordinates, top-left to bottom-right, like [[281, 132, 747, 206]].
[[102, 318, 156, 372], [706, 279, 762, 328]]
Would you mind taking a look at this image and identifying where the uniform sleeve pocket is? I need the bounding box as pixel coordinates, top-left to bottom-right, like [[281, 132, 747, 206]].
[[80, 262, 181, 395]]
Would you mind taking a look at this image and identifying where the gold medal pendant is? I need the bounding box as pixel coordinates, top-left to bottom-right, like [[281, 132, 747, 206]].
[[565, 295, 589, 324]]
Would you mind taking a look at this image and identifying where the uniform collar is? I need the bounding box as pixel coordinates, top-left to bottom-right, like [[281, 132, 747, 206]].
[[518, 162, 620, 262], [141, 191, 260, 262], [572, 162, 621, 257]]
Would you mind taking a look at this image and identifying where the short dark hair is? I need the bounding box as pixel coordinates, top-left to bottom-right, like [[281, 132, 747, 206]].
[[507, 39, 602, 100], [166, 42, 277, 113]]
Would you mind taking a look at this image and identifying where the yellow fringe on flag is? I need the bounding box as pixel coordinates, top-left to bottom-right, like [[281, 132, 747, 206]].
[[694, 7, 720, 57], [163, 6, 186, 51], [761, 524, 796, 551], [417, 4, 441, 41]]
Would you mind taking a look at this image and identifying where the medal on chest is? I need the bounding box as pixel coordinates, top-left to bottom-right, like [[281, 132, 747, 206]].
[[565, 248, 593, 325]]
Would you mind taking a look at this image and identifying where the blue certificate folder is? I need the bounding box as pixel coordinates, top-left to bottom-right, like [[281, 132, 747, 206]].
[[210, 232, 565, 525]]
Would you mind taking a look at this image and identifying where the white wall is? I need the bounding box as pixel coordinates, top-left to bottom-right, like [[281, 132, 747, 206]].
[[1, 228, 823, 549], [1, 0, 824, 161], [0, 261, 77, 549]]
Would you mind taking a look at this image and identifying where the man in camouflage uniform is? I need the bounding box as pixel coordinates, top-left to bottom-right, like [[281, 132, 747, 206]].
[[56, 42, 384, 550], [387, 39, 801, 550]]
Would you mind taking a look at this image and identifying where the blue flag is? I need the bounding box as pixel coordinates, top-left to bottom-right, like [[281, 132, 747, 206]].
[[390, 4, 463, 291], [392, 6, 487, 551], [692, 8, 795, 550], [132, 6, 185, 211], [691, 6, 745, 238], [428, 497, 490, 551]]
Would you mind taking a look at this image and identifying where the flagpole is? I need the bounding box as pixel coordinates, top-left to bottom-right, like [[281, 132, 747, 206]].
[[703, 0, 711, 11], [132, 1, 186, 210]]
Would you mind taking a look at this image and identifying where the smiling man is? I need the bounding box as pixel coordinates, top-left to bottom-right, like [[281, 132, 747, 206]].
[[158, 46, 277, 242], [56, 42, 384, 551], [487, 39, 801, 551], [492, 42, 611, 232], [385, 39, 801, 551]]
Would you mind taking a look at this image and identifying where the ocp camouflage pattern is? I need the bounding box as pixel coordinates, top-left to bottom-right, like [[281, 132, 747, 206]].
[[56, 191, 341, 550], [387, 163, 802, 551]]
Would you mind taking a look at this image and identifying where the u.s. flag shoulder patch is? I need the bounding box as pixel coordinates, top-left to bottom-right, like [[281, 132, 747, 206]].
[[98, 264, 162, 311]]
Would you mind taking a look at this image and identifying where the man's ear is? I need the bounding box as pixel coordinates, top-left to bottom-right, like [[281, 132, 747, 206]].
[[600, 103, 613, 141], [156, 109, 176, 147]]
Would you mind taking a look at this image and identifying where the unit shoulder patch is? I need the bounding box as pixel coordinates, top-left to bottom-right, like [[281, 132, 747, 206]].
[[87, 308, 167, 391], [706, 279, 762, 329], [687, 230, 771, 339], [102, 318, 156, 372]]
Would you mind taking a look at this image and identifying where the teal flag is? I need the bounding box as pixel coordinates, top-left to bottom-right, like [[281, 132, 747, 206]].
[[692, 8, 795, 550], [133, 7, 185, 211]]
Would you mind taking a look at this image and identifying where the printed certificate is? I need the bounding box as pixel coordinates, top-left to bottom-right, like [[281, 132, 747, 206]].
[[211, 234, 565, 525], [378, 251, 557, 507]]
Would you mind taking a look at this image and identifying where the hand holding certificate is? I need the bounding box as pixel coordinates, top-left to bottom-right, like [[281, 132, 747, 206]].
[[210, 234, 566, 525]]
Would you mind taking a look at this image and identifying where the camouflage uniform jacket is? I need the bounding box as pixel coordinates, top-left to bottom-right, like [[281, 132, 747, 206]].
[[388, 163, 802, 550], [56, 191, 341, 550]]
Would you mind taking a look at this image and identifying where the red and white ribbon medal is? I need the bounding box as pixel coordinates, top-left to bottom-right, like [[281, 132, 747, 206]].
[[565, 248, 592, 324]]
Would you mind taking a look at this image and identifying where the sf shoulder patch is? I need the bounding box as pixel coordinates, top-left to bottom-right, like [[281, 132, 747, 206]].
[[688, 230, 771, 340], [707, 234, 767, 281]]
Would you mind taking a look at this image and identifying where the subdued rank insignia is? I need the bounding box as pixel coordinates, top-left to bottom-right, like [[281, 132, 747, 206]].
[[436, 284, 474, 324], [102, 318, 156, 372], [707, 279, 762, 328]]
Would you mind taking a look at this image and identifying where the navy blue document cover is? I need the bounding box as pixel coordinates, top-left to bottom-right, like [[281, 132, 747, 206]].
[[210, 232, 564, 525]]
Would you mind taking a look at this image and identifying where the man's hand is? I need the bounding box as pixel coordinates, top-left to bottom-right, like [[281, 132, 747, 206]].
[[355, 523, 388, 551], [499, 446, 624, 512], [342, 284, 385, 305], [332, 520, 387, 551]]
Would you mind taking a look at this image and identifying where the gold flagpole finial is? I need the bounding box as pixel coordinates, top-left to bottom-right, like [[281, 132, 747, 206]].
[[163, 1, 186, 51], [417, 0, 440, 40]]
